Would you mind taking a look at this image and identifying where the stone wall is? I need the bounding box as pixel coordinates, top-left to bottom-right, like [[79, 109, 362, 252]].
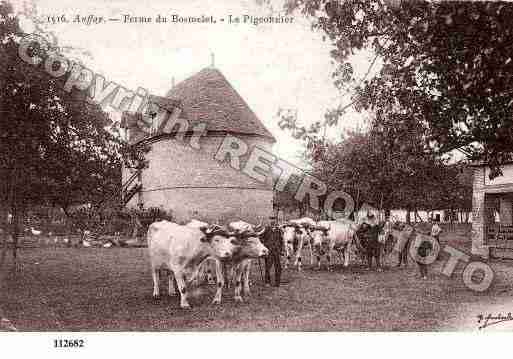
[[142, 187, 273, 224], [124, 132, 275, 224]]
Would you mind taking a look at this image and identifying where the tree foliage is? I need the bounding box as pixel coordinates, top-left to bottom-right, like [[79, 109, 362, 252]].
[[0, 1, 143, 250], [307, 124, 471, 216], [282, 0, 513, 177]]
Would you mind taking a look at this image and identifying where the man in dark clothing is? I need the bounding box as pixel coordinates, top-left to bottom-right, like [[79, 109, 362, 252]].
[[360, 224, 383, 270], [262, 216, 283, 287], [356, 213, 384, 271], [416, 234, 435, 279], [395, 223, 412, 267]]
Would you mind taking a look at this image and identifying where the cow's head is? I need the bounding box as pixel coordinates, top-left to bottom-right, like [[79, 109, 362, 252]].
[[281, 222, 301, 242], [200, 225, 239, 259], [309, 224, 330, 249], [231, 228, 269, 258]]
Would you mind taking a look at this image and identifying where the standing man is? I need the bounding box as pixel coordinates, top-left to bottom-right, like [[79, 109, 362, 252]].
[[262, 216, 283, 287], [431, 218, 442, 246], [358, 212, 383, 271], [430, 218, 442, 260], [380, 215, 394, 265]]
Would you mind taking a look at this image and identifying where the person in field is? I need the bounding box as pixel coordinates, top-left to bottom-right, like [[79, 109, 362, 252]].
[[262, 216, 283, 287], [416, 238, 432, 279], [430, 219, 442, 246]]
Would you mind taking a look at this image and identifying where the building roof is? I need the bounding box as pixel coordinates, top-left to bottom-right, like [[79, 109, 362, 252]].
[[165, 67, 275, 142]]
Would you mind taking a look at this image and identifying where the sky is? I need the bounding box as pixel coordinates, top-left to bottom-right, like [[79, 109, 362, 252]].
[[13, 0, 375, 166]]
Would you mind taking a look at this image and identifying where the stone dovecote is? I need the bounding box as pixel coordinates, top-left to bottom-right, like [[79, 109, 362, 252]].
[[122, 67, 276, 224]]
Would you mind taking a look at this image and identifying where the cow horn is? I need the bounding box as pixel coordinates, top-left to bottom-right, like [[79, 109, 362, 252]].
[[254, 227, 265, 236], [203, 224, 224, 235], [253, 224, 264, 233], [241, 231, 253, 238]]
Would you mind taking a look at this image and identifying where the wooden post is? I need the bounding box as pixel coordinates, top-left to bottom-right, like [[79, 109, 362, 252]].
[[379, 192, 384, 222], [354, 187, 360, 222]]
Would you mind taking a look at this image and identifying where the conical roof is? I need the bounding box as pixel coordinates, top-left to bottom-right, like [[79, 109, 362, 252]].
[[165, 67, 275, 141]]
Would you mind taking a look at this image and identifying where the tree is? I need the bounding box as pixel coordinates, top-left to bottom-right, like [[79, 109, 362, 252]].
[[0, 2, 137, 259], [272, 172, 310, 217], [283, 0, 513, 177], [294, 109, 472, 221]]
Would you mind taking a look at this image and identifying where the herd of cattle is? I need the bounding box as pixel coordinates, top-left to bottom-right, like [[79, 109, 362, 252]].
[[147, 215, 433, 309]]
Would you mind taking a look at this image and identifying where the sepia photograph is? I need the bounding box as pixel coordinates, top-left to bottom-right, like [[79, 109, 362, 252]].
[[1, 0, 513, 350]]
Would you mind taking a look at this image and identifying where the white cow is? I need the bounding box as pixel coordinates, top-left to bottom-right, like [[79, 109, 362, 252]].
[[281, 217, 316, 270], [186, 219, 216, 285], [280, 222, 301, 269], [186, 219, 209, 229], [309, 219, 358, 270], [147, 220, 239, 309]]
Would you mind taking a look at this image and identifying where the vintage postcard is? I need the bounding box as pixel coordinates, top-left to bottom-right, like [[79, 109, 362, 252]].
[[1, 0, 513, 354]]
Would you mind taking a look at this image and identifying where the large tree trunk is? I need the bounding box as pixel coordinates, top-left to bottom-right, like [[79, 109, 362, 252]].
[[406, 208, 411, 224]]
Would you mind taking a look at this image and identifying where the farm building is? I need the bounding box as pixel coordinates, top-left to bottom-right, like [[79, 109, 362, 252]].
[[472, 162, 513, 259], [121, 67, 276, 224]]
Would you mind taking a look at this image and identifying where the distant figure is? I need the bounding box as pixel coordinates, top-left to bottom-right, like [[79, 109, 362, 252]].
[[380, 216, 395, 265], [415, 235, 434, 280], [430, 219, 442, 245], [386, 222, 414, 268], [262, 216, 283, 287]]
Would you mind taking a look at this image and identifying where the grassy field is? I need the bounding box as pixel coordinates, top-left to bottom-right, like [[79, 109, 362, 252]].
[[1, 230, 513, 331]]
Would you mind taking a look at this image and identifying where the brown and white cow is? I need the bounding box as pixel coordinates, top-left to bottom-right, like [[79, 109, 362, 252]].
[[281, 217, 316, 270], [309, 219, 358, 271], [147, 220, 239, 309]]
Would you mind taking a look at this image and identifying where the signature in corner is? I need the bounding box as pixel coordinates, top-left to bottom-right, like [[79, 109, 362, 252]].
[[477, 312, 513, 330]]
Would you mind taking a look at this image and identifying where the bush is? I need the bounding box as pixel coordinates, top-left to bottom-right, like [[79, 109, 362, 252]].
[[135, 207, 173, 227], [66, 206, 172, 237]]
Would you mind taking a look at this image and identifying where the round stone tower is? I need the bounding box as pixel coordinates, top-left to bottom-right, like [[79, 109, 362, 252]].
[[122, 67, 276, 224]]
